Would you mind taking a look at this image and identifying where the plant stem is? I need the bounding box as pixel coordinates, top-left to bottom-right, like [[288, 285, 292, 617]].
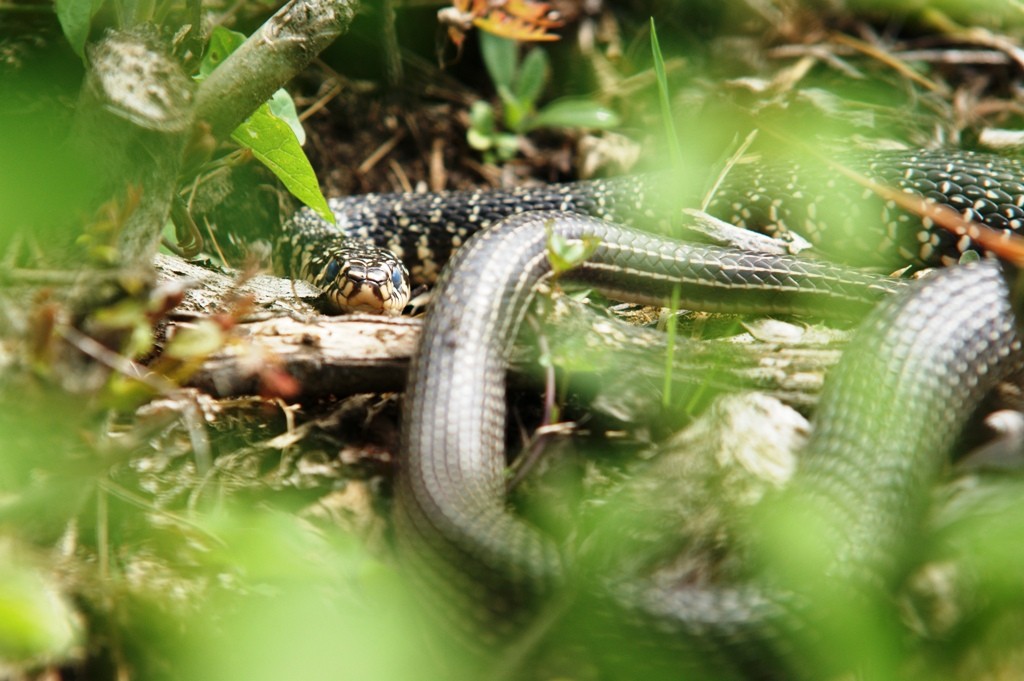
[[194, 0, 360, 141]]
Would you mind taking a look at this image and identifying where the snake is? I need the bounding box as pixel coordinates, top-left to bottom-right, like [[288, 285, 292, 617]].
[[280, 148, 1024, 314], [280, 149, 1024, 672]]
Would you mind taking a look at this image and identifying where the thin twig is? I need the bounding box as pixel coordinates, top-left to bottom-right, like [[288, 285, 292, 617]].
[[756, 121, 1024, 265], [358, 130, 407, 175], [830, 32, 947, 94], [58, 326, 179, 395], [701, 129, 759, 212], [299, 79, 345, 122], [99, 478, 227, 545]]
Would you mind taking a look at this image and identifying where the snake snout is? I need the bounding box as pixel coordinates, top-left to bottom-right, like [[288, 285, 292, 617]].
[[325, 256, 411, 315]]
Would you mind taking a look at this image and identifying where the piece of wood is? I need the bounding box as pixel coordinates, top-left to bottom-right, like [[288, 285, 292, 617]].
[[156, 253, 844, 404]]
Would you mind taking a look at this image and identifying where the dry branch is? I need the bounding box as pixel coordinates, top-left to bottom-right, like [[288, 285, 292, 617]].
[[155, 253, 843, 404]]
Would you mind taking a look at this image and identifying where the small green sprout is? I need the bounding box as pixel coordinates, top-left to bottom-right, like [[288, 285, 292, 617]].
[[469, 33, 620, 162]]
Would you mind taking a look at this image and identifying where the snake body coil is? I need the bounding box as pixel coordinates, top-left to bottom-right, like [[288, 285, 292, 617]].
[[394, 214, 1023, 675], [394, 212, 902, 642], [281, 149, 1024, 671]]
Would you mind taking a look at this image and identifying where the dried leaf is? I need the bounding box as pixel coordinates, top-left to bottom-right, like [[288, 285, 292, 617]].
[[439, 0, 563, 46]]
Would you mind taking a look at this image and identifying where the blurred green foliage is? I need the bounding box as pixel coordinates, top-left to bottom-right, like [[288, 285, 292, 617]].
[[3, 0, 1024, 680]]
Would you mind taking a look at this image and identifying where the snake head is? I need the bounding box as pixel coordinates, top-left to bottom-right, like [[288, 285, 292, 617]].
[[314, 243, 411, 315]]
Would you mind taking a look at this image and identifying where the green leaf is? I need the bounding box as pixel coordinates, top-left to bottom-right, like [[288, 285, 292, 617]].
[[232, 103, 333, 223], [0, 556, 79, 663], [502, 90, 529, 133], [467, 101, 497, 151], [197, 26, 246, 80], [527, 98, 620, 131], [467, 127, 493, 152], [55, 0, 98, 59], [546, 222, 601, 274], [495, 83, 518, 109], [268, 88, 305, 145], [651, 18, 684, 173], [166, 319, 226, 359], [468, 126, 491, 150], [958, 249, 981, 264], [479, 32, 518, 92], [514, 47, 549, 108], [494, 132, 520, 160], [89, 298, 155, 357], [123, 0, 157, 25], [125, 321, 155, 358], [469, 100, 496, 133], [91, 298, 147, 328]]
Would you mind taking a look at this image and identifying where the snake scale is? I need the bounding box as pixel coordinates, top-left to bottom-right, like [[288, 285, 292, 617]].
[[282, 149, 1024, 674]]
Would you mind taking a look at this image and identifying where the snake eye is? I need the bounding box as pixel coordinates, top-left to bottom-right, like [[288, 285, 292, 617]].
[[324, 259, 342, 283], [391, 267, 404, 291]]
